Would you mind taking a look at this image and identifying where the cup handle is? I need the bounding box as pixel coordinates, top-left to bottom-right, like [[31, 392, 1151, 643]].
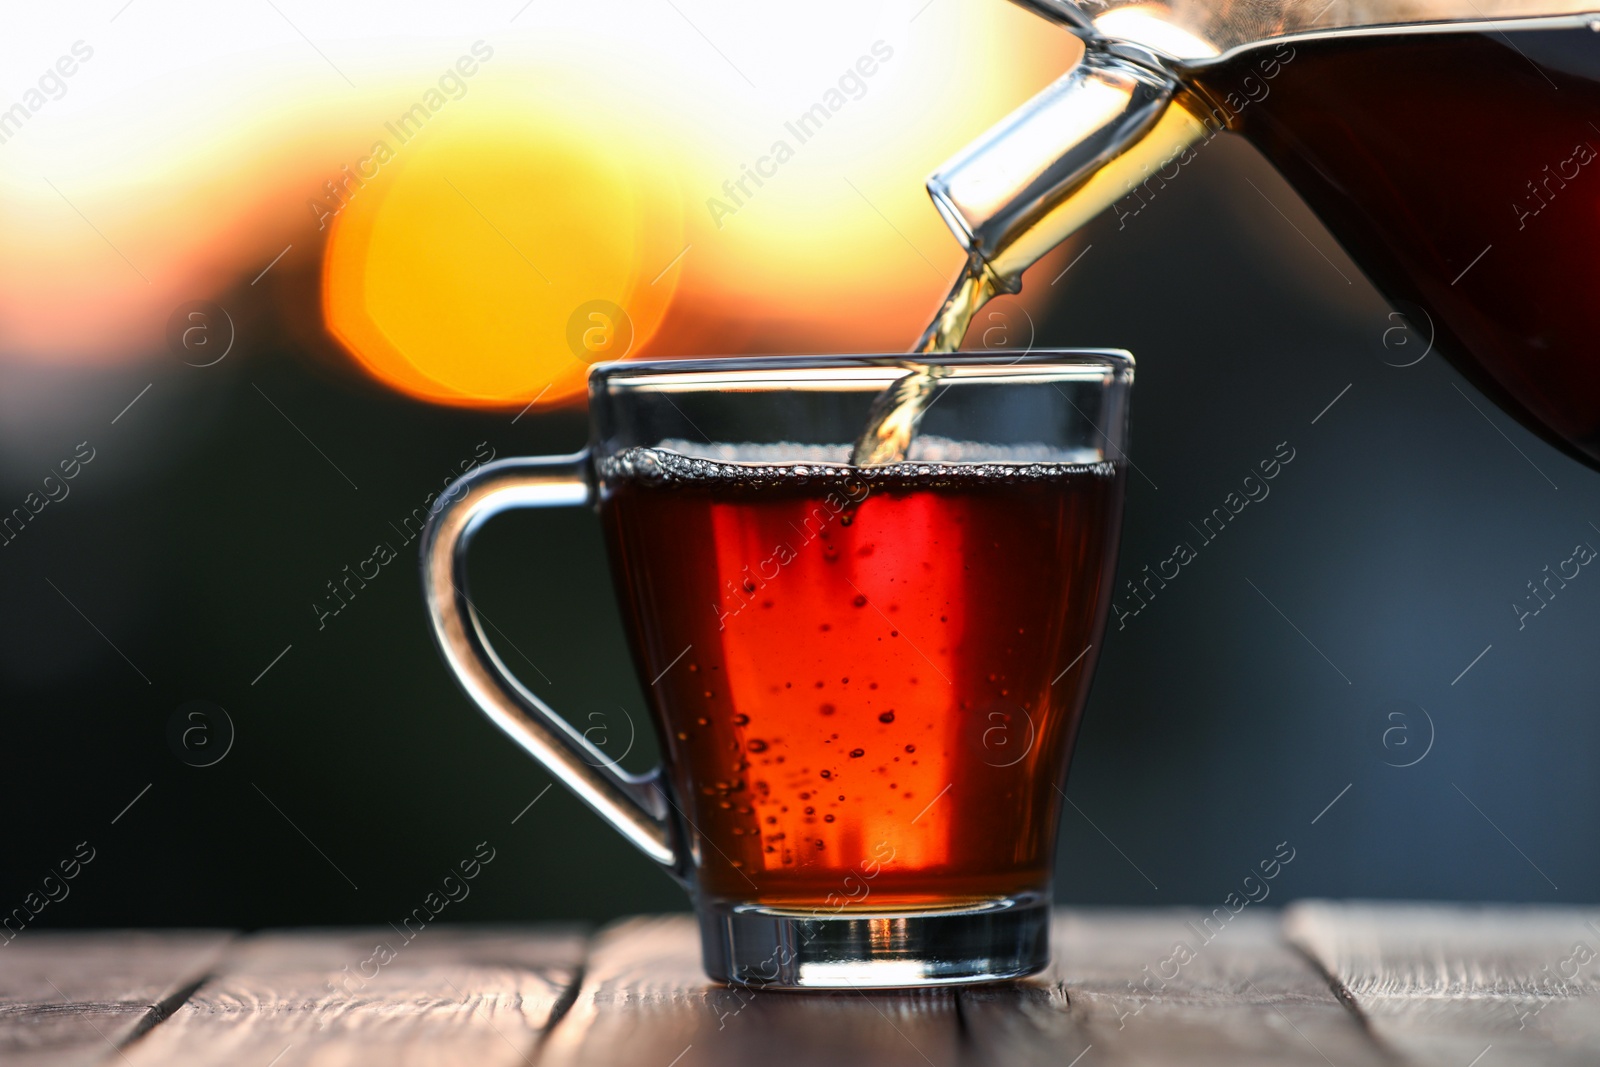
[[420, 452, 681, 874]]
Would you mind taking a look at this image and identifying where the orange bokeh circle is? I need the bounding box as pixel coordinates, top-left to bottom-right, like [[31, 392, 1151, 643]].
[[323, 109, 682, 407]]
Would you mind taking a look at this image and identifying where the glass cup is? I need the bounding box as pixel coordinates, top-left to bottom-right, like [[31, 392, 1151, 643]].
[[421, 351, 1132, 988]]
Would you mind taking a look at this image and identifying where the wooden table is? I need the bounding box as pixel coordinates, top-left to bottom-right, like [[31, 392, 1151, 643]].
[[7, 903, 1598, 1066]]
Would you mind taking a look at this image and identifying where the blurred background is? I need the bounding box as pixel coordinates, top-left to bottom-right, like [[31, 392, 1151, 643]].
[[3, 0, 1596, 930]]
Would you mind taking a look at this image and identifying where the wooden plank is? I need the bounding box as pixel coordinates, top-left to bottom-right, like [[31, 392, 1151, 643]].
[[121, 925, 587, 1067], [537, 915, 966, 1067], [960, 909, 1389, 1066], [1287, 901, 1600, 1067], [0, 930, 233, 1067], [30, 909, 1597, 1065]]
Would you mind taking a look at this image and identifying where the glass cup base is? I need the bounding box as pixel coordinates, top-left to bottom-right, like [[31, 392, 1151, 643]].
[[697, 894, 1051, 989]]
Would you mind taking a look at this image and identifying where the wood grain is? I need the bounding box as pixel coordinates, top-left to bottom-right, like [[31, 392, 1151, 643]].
[[538, 909, 1387, 1067], [15, 908, 1600, 1066], [960, 909, 1388, 1067], [119, 926, 587, 1067], [0, 929, 232, 1067], [537, 914, 968, 1067], [1288, 901, 1600, 1067]]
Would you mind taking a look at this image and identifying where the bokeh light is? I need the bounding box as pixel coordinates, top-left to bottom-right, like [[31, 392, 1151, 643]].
[[1, 1, 1079, 408], [323, 102, 684, 406]]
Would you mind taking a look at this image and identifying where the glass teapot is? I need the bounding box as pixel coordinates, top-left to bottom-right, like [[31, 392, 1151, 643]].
[[930, 0, 1600, 467]]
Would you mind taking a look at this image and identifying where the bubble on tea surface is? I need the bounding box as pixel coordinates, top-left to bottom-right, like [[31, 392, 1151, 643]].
[[596, 442, 1112, 492]]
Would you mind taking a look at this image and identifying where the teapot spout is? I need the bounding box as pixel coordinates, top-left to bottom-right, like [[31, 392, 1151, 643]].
[[926, 44, 1208, 288]]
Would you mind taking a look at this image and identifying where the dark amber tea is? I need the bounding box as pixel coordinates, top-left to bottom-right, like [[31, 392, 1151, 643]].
[[600, 447, 1124, 909], [1189, 20, 1600, 466]]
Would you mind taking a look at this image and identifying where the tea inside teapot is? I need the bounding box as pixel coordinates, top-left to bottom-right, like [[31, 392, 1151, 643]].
[[921, 1, 1600, 467]]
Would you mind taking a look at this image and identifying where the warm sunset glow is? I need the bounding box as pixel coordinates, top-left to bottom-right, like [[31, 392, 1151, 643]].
[[323, 107, 683, 406], [1, 2, 1078, 408]]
